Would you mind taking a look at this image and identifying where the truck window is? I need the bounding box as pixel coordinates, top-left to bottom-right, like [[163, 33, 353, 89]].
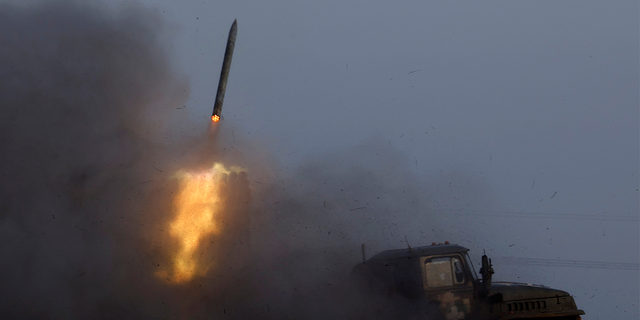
[[452, 257, 465, 284], [464, 253, 478, 281], [423, 256, 466, 288]]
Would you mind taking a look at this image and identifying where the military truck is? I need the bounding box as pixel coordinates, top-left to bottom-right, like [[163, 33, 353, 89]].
[[352, 242, 584, 320]]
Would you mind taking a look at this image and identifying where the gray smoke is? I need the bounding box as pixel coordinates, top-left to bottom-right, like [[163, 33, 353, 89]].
[[0, 2, 486, 319], [0, 1, 192, 318]]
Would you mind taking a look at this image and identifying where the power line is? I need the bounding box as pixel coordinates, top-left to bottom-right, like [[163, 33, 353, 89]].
[[495, 257, 639, 270], [439, 210, 639, 221]]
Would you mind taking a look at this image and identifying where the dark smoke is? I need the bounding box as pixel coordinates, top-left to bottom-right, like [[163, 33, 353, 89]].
[[0, 2, 485, 319], [0, 1, 192, 318], [236, 141, 451, 319]]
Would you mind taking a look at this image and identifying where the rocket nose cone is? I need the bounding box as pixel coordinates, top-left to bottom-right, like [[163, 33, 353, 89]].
[[230, 19, 238, 34]]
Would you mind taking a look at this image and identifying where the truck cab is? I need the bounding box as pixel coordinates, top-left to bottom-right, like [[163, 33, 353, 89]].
[[352, 243, 584, 320]]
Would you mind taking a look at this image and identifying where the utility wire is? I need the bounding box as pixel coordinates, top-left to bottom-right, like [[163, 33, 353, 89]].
[[438, 210, 638, 222], [495, 257, 639, 270]]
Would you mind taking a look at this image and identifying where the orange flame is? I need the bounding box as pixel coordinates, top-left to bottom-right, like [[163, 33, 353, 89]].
[[157, 163, 243, 283], [212, 115, 220, 122]]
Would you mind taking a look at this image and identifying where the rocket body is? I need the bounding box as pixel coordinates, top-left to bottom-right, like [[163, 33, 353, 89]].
[[212, 20, 237, 122]]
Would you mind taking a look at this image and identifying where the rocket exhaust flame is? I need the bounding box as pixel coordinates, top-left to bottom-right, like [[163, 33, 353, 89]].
[[157, 163, 244, 283]]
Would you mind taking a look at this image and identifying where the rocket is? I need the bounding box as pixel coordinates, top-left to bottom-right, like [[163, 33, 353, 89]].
[[212, 19, 238, 122]]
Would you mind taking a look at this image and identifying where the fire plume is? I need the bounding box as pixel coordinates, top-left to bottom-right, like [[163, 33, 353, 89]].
[[212, 115, 220, 122], [157, 163, 242, 283]]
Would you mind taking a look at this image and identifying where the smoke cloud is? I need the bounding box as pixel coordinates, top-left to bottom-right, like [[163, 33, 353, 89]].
[[0, 2, 484, 319], [0, 1, 193, 318]]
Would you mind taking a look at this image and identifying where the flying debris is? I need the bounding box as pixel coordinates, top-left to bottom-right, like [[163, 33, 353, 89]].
[[212, 19, 238, 122]]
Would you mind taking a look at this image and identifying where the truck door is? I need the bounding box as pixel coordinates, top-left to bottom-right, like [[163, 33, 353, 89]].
[[420, 255, 475, 320]]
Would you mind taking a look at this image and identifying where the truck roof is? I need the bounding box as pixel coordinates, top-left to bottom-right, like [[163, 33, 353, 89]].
[[368, 243, 469, 261]]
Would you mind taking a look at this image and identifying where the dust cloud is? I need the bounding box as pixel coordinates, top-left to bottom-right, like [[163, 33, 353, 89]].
[[0, 2, 465, 319]]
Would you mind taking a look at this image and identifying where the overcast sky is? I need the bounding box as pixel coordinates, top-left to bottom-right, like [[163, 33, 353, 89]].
[[2, 0, 637, 319], [155, 0, 638, 220], [137, 1, 638, 319]]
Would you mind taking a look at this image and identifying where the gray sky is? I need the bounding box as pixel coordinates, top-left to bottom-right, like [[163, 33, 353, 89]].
[[144, 1, 638, 319], [1, 0, 637, 319]]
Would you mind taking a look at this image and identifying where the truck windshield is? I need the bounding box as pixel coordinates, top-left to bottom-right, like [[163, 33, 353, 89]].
[[464, 253, 478, 281], [423, 256, 467, 288]]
